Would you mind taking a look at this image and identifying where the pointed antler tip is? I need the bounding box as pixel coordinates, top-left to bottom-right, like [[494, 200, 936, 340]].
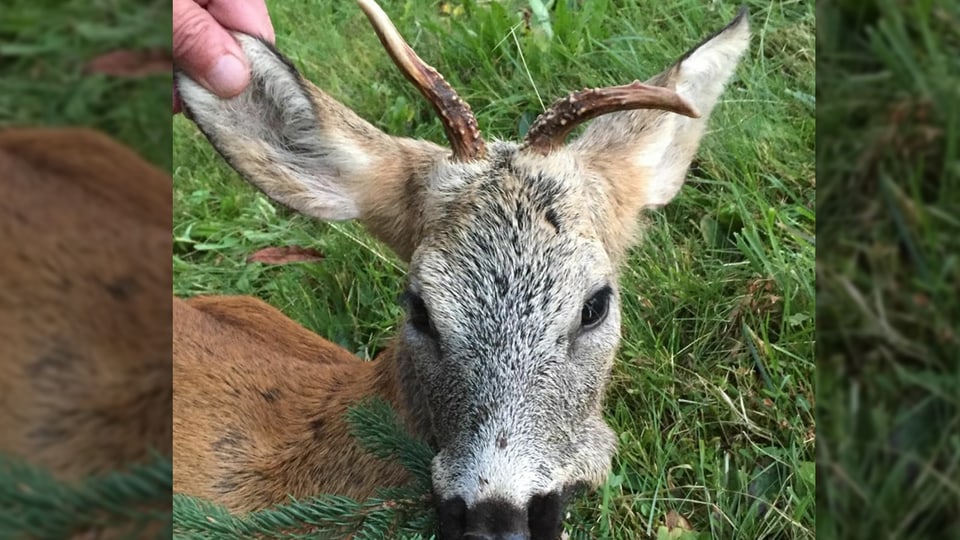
[[358, 0, 485, 161], [522, 82, 702, 153]]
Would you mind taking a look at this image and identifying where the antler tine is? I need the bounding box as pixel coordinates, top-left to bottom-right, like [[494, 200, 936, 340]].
[[520, 81, 701, 155], [357, 0, 485, 161]]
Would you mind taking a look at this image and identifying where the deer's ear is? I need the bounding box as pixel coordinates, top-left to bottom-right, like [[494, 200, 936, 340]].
[[176, 33, 447, 261], [571, 10, 749, 251]]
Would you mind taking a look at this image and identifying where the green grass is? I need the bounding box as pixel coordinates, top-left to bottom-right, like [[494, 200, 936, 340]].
[[173, 0, 814, 538], [0, 0, 171, 170], [817, 1, 960, 538]]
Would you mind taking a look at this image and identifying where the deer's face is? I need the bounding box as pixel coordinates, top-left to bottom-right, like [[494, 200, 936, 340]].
[[398, 145, 619, 537], [177, 1, 749, 537]]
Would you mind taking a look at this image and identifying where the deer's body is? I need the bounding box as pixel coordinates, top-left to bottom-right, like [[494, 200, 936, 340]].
[[0, 127, 172, 537], [173, 295, 412, 512], [0, 128, 172, 477], [174, 2, 750, 538]]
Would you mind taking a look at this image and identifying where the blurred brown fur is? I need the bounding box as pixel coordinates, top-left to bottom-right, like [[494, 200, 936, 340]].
[[0, 127, 172, 538]]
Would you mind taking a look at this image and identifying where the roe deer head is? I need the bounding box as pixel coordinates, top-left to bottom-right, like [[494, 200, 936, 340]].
[[175, 1, 749, 538]]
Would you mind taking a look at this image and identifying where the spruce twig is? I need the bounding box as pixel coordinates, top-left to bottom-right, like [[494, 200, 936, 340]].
[[0, 451, 172, 539], [345, 397, 435, 487]]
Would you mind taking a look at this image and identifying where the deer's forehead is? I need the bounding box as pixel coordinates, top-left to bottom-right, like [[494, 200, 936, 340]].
[[413, 173, 609, 304], [412, 148, 610, 303], [425, 147, 595, 238]]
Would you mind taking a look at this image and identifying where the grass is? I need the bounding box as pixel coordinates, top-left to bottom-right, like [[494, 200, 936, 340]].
[[0, 0, 171, 170], [816, 1, 960, 538], [172, 0, 814, 538]]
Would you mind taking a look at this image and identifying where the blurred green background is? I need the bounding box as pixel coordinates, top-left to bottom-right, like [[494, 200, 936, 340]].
[[0, 0, 171, 170], [817, 0, 960, 538]]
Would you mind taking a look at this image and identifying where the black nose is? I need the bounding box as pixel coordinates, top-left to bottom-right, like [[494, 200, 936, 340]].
[[436, 490, 569, 540], [465, 497, 529, 539]]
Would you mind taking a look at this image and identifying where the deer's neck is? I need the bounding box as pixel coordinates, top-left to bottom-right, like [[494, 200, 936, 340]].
[[283, 339, 433, 457], [234, 340, 432, 507], [366, 340, 434, 443], [174, 297, 436, 511]]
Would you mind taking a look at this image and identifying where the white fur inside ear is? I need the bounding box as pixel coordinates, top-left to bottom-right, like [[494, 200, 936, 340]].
[[176, 33, 363, 221], [631, 121, 675, 171], [675, 12, 750, 118], [639, 11, 750, 208]]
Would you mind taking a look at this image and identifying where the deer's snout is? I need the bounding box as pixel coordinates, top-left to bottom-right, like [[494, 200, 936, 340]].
[[436, 490, 568, 540]]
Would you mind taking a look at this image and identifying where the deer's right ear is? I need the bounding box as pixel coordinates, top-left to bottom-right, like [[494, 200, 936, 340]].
[[176, 33, 447, 261]]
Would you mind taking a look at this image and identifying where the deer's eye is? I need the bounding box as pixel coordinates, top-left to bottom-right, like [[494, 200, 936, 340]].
[[581, 286, 612, 329], [404, 290, 438, 338]]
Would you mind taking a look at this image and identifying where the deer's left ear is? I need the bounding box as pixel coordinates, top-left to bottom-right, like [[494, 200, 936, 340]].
[[570, 9, 749, 253]]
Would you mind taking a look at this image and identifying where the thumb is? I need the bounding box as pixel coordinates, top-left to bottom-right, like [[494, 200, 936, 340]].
[[173, 0, 250, 98]]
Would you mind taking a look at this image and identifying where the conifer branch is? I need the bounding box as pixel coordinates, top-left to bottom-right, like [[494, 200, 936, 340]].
[[0, 451, 171, 539]]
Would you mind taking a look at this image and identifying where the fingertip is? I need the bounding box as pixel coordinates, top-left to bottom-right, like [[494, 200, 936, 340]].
[[205, 54, 250, 98], [263, 21, 276, 44], [173, 0, 252, 99]]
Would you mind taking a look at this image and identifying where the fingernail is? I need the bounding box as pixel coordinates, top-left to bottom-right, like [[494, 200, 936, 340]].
[[205, 54, 249, 97]]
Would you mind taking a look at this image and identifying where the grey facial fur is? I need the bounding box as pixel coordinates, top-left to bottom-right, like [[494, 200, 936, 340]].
[[396, 143, 620, 506]]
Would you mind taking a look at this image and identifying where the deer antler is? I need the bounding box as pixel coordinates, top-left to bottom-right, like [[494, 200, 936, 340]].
[[357, 0, 485, 161], [520, 81, 701, 155]]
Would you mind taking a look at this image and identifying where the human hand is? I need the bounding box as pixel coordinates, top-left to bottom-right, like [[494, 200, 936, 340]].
[[172, 0, 276, 114]]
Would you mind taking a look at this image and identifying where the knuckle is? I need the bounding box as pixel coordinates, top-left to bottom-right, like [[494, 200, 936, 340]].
[[173, 8, 220, 68]]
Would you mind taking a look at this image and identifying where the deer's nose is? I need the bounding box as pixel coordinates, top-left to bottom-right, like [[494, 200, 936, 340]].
[[437, 496, 529, 540], [462, 497, 528, 540], [437, 492, 567, 540]]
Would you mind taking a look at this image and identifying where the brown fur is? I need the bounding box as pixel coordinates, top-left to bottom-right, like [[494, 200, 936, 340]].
[[0, 127, 172, 537], [172, 295, 413, 513]]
